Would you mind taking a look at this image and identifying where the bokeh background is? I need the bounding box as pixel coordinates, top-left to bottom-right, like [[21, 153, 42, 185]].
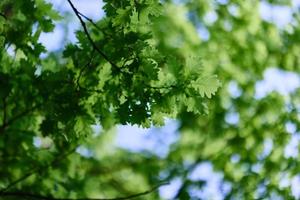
[[30, 0, 300, 199]]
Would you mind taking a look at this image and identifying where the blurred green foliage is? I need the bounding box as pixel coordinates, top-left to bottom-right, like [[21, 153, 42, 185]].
[[0, 0, 299, 199]]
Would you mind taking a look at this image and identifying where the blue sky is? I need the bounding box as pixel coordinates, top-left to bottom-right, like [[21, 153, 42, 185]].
[[38, 0, 300, 199]]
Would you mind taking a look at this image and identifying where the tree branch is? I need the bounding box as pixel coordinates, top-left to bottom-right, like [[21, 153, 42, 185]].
[[0, 191, 55, 200], [76, 49, 97, 91], [67, 0, 120, 74], [0, 147, 77, 194], [75, 49, 105, 93], [77, 12, 102, 32], [97, 181, 169, 200], [0, 104, 40, 134], [76, 11, 114, 46], [1, 180, 169, 200]]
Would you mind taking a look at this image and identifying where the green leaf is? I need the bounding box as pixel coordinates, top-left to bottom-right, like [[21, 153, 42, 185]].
[[190, 75, 221, 98], [74, 116, 93, 137], [112, 6, 131, 27]]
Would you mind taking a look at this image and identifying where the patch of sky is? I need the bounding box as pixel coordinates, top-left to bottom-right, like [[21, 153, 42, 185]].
[[223, 20, 233, 31], [187, 162, 225, 200], [46, 0, 105, 20], [115, 119, 180, 158], [258, 138, 273, 160], [159, 177, 182, 199], [33, 136, 53, 148], [204, 11, 218, 25], [91, 124, 102, 137], [284, 134, 300, 158], [270, 192, 285, 200], [197, 26, 210, 41], [291, 175, 300, 199], [292, 0, 300, 8], [251, 163, 262, 173], [279, 172, 290, 189], [6, 45, 15, 57], [216, 0, 228, 5], [33, 136, 42, 148], [34, 65, 42, 76], [255, 183, 267, 199], [228, 81, 242, 98], [283, 121, 299, 160], [259, 2, 293, 28], [76, 145, 93, 158], [188, 185, 204, 199], [230, 154, 240, 164], [39, 0, 104, 53], [255, 68, 300, 99], [172, 0, 185, 5], [221, 182, 232, 197], [227, 4, 239, 17], [286, 121, 297, 134], [225, 111, 239, 125], [38, 24, 65, 52], [285, 102, 294, 112]]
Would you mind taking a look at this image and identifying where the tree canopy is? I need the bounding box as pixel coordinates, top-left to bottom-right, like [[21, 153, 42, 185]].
[[0, 0, 300, 199]]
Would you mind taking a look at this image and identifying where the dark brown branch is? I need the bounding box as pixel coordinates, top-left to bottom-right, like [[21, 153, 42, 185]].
[[0, 191, 55, 200], [1, 176, 168, 200], [1, 181, 168, 200], [0, 147, 77, 194], [97, 181, 169, 200], [6, 104, 40, 126], [0, 169, 36, 194], [67, 0, 120, 74], [77, 12, 102, 31], [0, 104, 40, 134], [76, 8, 114, 41]]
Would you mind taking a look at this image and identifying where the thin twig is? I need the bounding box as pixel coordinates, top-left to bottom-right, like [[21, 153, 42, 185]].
[[77, 12, 102, 31], [67, 0, 120, 74], [76, 49, 96, 91], [77, 12, 114, 41]]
